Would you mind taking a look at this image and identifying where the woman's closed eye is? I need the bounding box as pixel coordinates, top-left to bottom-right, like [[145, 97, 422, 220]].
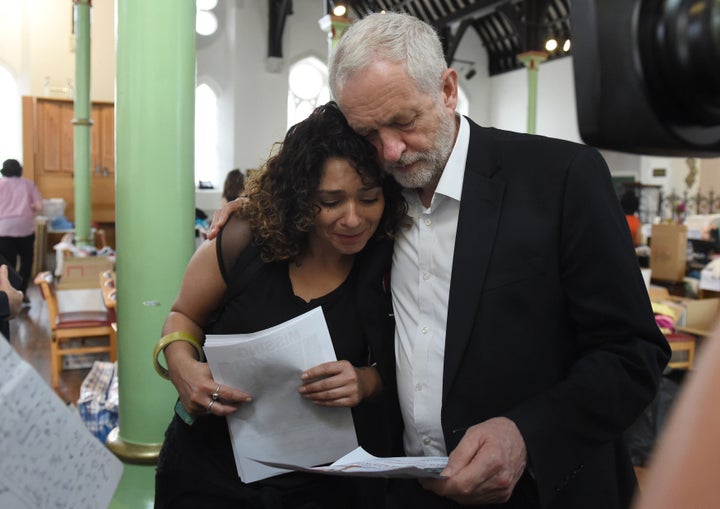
[[320, 197, 378, 208]]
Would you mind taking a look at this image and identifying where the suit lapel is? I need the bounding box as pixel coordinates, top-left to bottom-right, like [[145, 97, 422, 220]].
[[443, 122, 505, 402]]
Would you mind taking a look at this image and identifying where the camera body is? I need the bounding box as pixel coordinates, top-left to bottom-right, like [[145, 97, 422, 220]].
[[571, 0, 720, 156]]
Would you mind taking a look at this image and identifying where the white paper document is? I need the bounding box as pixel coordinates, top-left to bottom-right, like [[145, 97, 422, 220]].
[[255, 446, 448, 479], [0, 336, 124, 509], [203, 307, 358, 483]]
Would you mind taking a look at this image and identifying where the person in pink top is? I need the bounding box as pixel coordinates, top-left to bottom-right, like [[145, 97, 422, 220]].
[[0, 159, 43, 302]]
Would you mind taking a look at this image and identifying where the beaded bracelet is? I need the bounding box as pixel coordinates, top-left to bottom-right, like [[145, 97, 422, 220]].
[[153, 331, 205, 380]]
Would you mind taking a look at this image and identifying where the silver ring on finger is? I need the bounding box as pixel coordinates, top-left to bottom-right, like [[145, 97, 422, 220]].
[[206, 399, 216, 414], [211, 384, 221, 401]]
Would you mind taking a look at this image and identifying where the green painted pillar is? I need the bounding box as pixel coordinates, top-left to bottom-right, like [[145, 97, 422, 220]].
[[108, 0, 196, 466], [517, 51, 548, 135], [73, 0, 92, 247]]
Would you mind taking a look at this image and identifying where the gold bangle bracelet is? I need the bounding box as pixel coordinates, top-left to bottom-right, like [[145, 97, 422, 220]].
[[153, 331, 204, 380]]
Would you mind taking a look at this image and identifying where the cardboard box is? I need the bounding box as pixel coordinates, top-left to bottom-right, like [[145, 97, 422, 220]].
[[58, 256, 114, 290], [674, 297, 720, 337], [650, 224, 688, 282], [700, 267, 720, 292]]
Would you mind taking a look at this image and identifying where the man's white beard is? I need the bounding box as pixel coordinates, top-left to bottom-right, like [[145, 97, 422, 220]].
[[386, 112, 456, 190]]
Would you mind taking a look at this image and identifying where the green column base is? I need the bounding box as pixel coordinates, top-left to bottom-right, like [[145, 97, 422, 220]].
[[108, 462, 156, 509], [106, 427, 162, 465]]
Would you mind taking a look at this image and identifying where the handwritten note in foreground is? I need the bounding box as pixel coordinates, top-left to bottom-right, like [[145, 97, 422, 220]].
[[0, 337, 123, 509]]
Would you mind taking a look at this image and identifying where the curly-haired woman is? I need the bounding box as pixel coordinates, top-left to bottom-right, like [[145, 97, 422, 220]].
[[154, 102, 406, 509]]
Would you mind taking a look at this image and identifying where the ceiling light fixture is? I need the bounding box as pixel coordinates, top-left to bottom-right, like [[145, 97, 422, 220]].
[[545, 38, 558, 51], [562, 39, 571, 52], [328, 1, 347, 17]]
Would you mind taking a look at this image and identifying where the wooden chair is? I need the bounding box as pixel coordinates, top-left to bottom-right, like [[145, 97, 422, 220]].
[[99, 270, 117, 329], [33, 271, 117, 389], [666, 332, 696, 371]]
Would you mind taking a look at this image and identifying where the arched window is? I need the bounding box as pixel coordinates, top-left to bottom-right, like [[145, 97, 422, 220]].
[[0, 65, 21, 164], [195, 83, 218, 184], [287, 56, 330, 130]]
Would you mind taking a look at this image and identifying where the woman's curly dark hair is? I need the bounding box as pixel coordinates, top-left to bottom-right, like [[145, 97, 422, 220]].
[[243, 101, 406, 262]]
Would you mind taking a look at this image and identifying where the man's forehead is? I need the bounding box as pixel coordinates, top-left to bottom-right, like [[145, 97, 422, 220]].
[[340, 97, 413, 132], [336, 60, 415, 118], [346, 114, 405, 135]]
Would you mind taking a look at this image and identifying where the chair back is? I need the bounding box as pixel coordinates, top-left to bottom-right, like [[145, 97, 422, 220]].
[[666, 332, 696, 370], [33, 270, 117, 390], [33, 271, 61, 330]]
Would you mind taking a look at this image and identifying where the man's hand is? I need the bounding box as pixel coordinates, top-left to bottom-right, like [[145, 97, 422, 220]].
[[420, 417, 527, 505], [0, 265, 24, 318], [206, 197, 245, 240]]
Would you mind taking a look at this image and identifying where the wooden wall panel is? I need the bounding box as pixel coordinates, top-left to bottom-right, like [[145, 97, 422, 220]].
[[23, 97, 115, 224], [37, 100, 74, 173]]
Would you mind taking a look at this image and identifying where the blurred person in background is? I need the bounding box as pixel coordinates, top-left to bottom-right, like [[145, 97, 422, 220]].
[[0, 159, 43, 304], [221, 168, 245, 206], [620, 190, 643, 246]]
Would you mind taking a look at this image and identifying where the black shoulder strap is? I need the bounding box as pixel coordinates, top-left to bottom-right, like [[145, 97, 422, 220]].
[[222, 242, 264, 302], [204, 216, 265, 332]]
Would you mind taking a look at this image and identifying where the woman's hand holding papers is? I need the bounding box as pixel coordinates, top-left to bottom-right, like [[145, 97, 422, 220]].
[[299, 360, 382, 407], [165, 341, 252, 416]]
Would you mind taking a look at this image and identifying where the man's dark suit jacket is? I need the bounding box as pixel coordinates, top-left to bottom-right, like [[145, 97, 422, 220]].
[[390, 120, 670, 509]]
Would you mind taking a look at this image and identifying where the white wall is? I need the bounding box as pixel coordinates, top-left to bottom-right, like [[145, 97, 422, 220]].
[[0, 0, 115, 163], [193, 1, 333, 187], [453, 26, 491, 126], [0, 0, 115, 100], [640, 156, 699, 198], [196, 0, 236, 187], [489, 56, 581, 143]]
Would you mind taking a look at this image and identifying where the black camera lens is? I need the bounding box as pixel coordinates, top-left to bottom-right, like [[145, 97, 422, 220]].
[[636, 0, 720, 128]]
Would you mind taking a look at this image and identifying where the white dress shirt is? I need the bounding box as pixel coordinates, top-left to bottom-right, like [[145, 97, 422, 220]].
[[392, 115, 470, 456]]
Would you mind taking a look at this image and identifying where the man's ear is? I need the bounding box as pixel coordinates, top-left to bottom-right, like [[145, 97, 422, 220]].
[[440, 68, 459, 111]]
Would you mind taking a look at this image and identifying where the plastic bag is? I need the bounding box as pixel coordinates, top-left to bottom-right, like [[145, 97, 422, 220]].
[[77, 361, 119, 443]]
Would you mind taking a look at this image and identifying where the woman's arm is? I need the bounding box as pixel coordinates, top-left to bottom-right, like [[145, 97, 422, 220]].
[[161, 239, 252, 416], [0, 265, 23, 319], [633, 221, 643, 246], [31, 183, 43, 213]]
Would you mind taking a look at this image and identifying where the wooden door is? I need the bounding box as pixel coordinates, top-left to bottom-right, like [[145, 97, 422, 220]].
[[23, 97, 115, 223], [33, 98, 76, 220], [91, 103, 115, 222]]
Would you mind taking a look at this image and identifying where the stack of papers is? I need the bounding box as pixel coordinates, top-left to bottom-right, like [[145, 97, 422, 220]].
[[256, 446, 448, 479], [204, 307, 358, 483]]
